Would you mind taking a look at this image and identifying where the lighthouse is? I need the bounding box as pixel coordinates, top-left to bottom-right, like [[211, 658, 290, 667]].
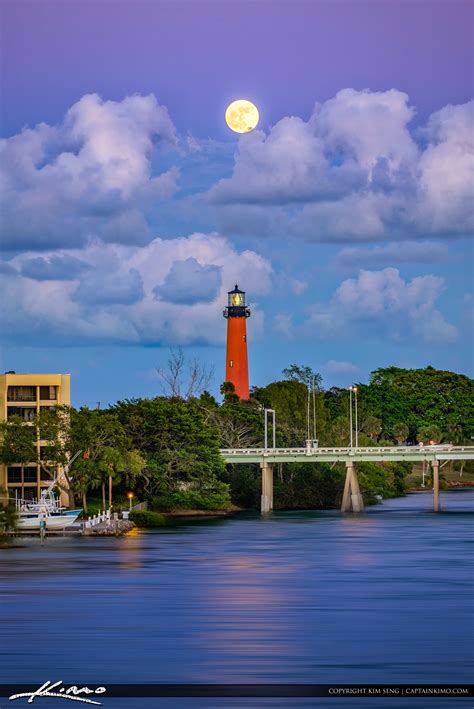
[[223, 284, 250, 400]]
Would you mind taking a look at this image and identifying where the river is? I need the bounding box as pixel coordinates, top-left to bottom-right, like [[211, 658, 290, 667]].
[[1, 489, 473, 708]]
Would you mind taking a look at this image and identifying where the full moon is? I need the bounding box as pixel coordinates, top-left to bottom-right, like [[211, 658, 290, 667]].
[[225, 99, 259, 133]]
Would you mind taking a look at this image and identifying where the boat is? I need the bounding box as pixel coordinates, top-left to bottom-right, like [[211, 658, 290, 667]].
[[14, 490, 82, 531]]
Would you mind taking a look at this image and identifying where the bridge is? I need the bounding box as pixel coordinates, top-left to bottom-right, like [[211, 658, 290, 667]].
[[220, 445, 474, 514]]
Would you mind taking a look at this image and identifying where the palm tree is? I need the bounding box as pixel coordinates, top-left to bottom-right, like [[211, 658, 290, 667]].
[[363, 415, 382, 442], [99, 447, 125, 510], [393, 422, 409, 446], [417, 425, 443, 445]]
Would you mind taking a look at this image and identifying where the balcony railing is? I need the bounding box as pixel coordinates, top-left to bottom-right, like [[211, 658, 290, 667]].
[[7, 387, 37, 402]]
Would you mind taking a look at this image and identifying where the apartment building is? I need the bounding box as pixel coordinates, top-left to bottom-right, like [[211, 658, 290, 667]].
[[0, 373, 71, 505]]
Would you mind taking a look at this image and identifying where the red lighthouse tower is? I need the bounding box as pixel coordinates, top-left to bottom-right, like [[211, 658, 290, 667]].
[[223, 285, 250, 400]]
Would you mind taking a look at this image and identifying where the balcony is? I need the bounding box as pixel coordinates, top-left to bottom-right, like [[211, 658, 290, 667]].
[[7, 406, 37, 422], [7, 386, 36, 402]]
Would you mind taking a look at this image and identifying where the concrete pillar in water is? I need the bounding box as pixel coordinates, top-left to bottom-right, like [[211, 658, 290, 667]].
[[260, 461, 273, 513], [341, 461, 364, 513], [432, 460, 440, 512]]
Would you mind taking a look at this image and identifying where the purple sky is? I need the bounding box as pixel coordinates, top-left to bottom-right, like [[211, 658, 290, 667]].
[[2, 0, 473, 137]]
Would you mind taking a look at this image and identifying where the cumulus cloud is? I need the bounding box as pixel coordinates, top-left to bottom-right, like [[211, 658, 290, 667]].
[[1, 93, 179, 251], [211, 89, 473, 243], [1, 233, 272, 346], [72, 267, 144, 306], [20, 254, 91, 280], [153, 257, 221, 304], [305, 268, 458, 343]]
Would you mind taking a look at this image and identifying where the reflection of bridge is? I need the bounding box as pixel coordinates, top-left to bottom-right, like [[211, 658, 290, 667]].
[[220, 446, 474, 514]]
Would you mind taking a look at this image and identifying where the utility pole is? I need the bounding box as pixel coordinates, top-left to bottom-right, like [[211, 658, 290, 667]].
[[349, 386, 353, 448], [312, 375, 317, 443], [354, 386, 358, 448], [264, 408, 276, 450]]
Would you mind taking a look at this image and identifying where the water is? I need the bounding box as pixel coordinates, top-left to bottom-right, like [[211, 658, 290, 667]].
[[1, 490, 473, 708]]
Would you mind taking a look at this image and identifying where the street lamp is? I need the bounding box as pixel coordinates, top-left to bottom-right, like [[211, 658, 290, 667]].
[[348, 385, 359, 448], [353, 386, 358, 448], [264, 408, 276, 450], [348, 386, 353, 448], [128, 492, 134, 511]]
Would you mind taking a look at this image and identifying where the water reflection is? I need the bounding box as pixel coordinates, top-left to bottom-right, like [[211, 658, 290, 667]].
[[1, 490, 472, 708]]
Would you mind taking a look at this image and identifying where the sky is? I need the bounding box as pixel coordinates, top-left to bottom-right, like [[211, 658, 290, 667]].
[[1, 0, 473, 407]]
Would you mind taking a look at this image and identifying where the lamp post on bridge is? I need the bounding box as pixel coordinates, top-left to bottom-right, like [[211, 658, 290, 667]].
[[348, 385, 359, 448], [353, 386, 358, 448], [264, 408, 276, 450], [349, 386, 353, 448]]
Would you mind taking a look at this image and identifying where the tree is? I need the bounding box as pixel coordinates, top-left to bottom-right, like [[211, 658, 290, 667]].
[[393, 422, 409, 445], [0, 417, 37, 497], [363, 415, 382, 441], [0, 489, 17, 535], [99, 447, 125, 509], [156, 347, 214, 399], [37, 406, 129, 509], [112, 397, 226, 501], [220, 381, 239, 404], [417, 425, 443, 445], [123, 449, 147, 489], [282, 364, 322, 390], [331, 416, 350, 446]]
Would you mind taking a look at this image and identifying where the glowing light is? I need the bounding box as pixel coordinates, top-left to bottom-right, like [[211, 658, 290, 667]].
[[225, 99, 259, 133]]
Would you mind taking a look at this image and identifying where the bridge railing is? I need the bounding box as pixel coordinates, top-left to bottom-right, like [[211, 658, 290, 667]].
[[220, 445, 474, 457]]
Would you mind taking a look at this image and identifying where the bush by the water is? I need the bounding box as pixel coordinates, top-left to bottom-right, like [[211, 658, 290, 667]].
[[151, 482, 232, 512], [129, 511, 167, 527]]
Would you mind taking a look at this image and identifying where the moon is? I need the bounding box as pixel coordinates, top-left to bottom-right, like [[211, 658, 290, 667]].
[[225, 99, 259, 133]]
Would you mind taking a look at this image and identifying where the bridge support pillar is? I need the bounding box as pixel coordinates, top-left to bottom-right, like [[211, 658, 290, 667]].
[[260, 461, 273, 514], [432, 460, 440, 512], [341, 461, 364, 513]]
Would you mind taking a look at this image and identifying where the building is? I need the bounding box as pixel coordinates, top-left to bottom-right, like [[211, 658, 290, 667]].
[[223, 285, 251, 399], [0, 373, 71, 505]]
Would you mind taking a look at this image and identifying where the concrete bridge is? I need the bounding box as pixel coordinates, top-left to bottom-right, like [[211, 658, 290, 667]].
[[220, 445, 474, 514]]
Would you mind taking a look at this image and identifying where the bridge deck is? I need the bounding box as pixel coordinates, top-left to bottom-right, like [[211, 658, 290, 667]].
[[220, 445, 474, 464]]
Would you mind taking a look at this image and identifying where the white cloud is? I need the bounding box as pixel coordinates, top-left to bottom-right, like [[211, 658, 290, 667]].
[[211, 90, 474, 243], [416, 101, 474, 235], [1, 233, 272, 346], [324, 360, 359, 375], [305, 268, 458, 344], [1, 93, 179, 251]]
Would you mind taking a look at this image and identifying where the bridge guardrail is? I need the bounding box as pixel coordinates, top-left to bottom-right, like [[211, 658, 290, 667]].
[[220, 445, 474, 462]]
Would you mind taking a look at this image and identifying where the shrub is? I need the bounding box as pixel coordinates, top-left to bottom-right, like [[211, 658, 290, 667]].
[[129, 511, 167, 527], [151, 481, 232, 512]]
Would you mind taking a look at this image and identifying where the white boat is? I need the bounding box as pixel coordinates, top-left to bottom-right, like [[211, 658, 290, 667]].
[[17, 509, 82, 530], [15, 490, 82, 531]]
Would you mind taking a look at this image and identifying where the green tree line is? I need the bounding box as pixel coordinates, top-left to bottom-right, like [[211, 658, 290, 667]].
[[0, 364, 472, 515]]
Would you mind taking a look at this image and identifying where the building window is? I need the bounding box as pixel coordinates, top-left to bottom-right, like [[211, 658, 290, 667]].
[[39, 386, 57, 401], [7, 468, 22, 483], [7, 386, 36, 402], [23, 467, 38, 483], [7, 406, 37, 422], [229, 360, 234, 368], [40, 467, 54, 481]]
